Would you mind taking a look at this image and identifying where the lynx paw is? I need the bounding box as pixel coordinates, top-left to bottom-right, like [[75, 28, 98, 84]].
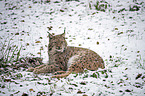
[[33, 67, 49, 74], [54, 71, 66, 75], [52, 71, 71, 78], [33, 69, 41, 74], [27, 67, 35, 72]]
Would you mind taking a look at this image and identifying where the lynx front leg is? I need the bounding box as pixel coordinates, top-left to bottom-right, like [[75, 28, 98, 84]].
[[27, 64, 46, 72], [27, 67, 35, 72], [51, 55, 86, 78], [33, 64, 60, 74]]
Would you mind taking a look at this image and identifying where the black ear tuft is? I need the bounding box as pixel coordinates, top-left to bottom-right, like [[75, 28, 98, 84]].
[[49, 33, 53, 39], [61, 27, 66, 37], [64, 27, 66, 34]]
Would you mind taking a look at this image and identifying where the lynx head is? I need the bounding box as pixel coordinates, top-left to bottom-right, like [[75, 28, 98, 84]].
[[48, 32, 67, 53]]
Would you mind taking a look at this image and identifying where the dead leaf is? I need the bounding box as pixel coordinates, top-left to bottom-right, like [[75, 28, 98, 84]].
[[29, 88, 35, 92], [37, 52, 41, 55], [35, 41, 41, 43]]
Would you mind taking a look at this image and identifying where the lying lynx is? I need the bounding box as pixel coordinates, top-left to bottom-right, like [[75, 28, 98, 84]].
[[28, 31, 105, 78]]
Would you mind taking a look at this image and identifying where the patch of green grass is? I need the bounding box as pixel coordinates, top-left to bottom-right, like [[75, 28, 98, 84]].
[[0, 36, 22, 68], [135, 54, 145, 69], [106, 56, 126, 68], [90, 72, 100, 78], [94, 0, 111, 12], [129, 5, 140, 11]]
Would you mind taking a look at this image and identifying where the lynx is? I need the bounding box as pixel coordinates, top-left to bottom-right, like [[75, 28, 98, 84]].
[[28, 31, 105, 78]]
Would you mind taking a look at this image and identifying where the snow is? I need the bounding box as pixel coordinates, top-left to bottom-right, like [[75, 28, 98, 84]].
[[0, 0, 145, 96]]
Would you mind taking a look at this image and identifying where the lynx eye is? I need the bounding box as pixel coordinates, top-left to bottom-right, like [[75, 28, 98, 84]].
[[49, 48, 52, 51], [52, 41, 56, 44]]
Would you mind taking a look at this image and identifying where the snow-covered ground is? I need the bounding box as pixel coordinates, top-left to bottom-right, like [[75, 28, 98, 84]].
[[0, 0, 145, 95]]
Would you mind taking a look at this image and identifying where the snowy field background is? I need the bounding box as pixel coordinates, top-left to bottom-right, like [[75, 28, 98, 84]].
[[0, 0, 145, 96]]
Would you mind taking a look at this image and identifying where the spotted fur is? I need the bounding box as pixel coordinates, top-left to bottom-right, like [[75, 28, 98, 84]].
[[28, 31, 105, 78]]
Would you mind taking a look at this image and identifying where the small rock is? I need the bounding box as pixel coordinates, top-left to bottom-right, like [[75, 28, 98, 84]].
[[21, 20, 25, 22], [1, 85, 5, 88], [119, 90, 123, 92], [115, 28, 118, 30], [15, 33, 19, 35], [29, 88, 35, 92], [136, 73, 142, 79], [26, 43, 29, 46], [39, 37, 43, 39], [60, 9, 64, 12], [88, 28, 93, 30], [29, 6, 32, 8], [80, 82, 86, 85], [125, 89, 131, 92], [77, 90, 84, 94], [22, 93, 28, 96]]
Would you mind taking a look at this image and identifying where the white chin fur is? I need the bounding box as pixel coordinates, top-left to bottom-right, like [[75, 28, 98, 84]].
[[56, 49, 64, 52]]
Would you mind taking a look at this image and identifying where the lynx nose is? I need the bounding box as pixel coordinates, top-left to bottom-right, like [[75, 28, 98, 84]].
[[57, 46, 61, 50]]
